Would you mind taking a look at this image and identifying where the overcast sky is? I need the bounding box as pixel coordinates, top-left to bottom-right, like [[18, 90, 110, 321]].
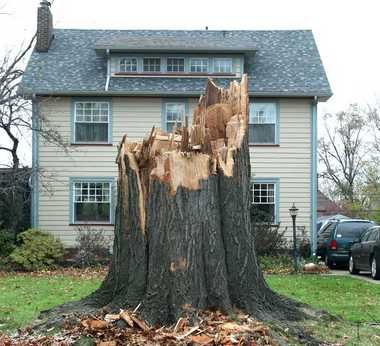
[[0, 0, 379, 165]]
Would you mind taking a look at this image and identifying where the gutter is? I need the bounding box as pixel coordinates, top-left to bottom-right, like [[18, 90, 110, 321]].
[[105, 49, 111, 91], [21, 89, 333, 101], [31, 95, 39, 228], [310, 96, 318, 256]]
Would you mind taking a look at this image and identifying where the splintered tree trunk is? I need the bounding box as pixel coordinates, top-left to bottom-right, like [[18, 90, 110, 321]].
[[85, 75, 300, 324]]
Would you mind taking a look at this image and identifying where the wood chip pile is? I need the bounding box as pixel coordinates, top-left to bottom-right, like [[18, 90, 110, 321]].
[[0, 309, 276, 345]]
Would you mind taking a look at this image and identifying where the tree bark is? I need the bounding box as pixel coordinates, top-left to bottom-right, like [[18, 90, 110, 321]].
[[50, 75, 303, 326]]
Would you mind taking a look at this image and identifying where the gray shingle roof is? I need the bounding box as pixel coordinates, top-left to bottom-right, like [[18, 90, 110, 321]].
[[21, 29, 332, 99], [94, 32, 256, 52]]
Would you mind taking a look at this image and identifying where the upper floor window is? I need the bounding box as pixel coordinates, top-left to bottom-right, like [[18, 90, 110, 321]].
[[165, 102, 185, 132], [190, 58, 209, 73], [73, 180, 112, 223], [120, 57, 137, 72], [74, 102, 110, 143], [167, 58, 185, 72], [143, 58, 161, 72], [251, 181, 277, 223], [214, 58, 232, 73], [249, 102, 277, 144]]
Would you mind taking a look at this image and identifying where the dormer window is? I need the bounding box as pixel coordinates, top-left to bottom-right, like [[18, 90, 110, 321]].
[[214, 58, 232, 73], [167, 58, 185, 72], [143, 58, 161, 72], [113, 55, 242, 76], [120, 58, 137, 72], [190, 58, 209, 73]]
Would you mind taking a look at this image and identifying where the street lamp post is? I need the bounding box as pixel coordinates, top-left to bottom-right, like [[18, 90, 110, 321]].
[[289, 203, 299, 272]]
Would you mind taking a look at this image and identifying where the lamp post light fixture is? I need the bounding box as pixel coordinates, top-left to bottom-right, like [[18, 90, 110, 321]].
[[289, 202, 299, 272]]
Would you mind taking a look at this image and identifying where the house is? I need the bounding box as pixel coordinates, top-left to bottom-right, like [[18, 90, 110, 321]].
[[317, 190, 343, 217], [20, 1, 332, 253]]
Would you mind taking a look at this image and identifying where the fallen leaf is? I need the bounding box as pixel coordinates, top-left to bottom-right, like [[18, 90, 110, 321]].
[[220, 322, 251, 332], [97, 342, 117, 346], [191, 334, 214, 345], [81, 319, 109, 330]]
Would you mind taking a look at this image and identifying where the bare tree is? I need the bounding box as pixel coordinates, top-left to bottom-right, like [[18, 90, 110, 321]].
[[318, 104, 368, 204], [0, 35, 68, 232]]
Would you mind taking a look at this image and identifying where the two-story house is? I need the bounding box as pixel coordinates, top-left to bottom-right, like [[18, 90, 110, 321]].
[[21, 1, 332, 253]]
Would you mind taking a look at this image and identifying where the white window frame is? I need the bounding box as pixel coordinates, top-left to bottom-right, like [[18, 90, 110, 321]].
[[213, 57, 233, 73], [249, 102, 278, 144], [165, 102, 186, 131], [143, 57, 161, 72], [72, 179, 113, 224], [251, 180, 279, 224], [74, 101, 110, 144], [190, 57, 209, 73], [119, 57, 138, 72], [166, 57, 185, 72]]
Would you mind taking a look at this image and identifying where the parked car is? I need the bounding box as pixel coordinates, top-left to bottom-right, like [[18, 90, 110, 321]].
[[349, 226, 380, 280], [317, 219, 373, 268], [317, 214, 349, 233]]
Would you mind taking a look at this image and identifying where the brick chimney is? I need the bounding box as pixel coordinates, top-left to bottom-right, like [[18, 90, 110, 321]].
[[36, 1, 53, 52]]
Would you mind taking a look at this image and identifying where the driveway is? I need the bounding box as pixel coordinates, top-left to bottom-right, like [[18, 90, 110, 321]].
[[328, 269, 380, 284]]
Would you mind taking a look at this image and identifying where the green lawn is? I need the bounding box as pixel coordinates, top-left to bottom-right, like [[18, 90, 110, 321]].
[[266, 274, 380, 323], [0, 274, 100, 331], [0, 273, 379, 345]]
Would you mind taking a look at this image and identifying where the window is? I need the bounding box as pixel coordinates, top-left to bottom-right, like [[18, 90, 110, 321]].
[[119, 57, 137, 72], [214, 58, 232, 73], [251, 181, 277, 223], [320, 222, 337, 241], [368, 229, 379, 241], [143, 58, 161, 72], [165, 102, 185, 132], [74, 102, 110, 143], [337, 222, 372, 238], [73, 180, 112, 223], [167, 58, 185, 72], [190, 58, 209, 73], [249, 102, 277, 144]]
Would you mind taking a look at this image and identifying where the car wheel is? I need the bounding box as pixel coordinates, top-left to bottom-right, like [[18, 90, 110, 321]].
[[371, 256, 380, 280], [349, 255, 359, 275]]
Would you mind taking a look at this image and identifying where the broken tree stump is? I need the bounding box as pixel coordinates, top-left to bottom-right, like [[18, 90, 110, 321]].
[[44, 75, 302, 327]]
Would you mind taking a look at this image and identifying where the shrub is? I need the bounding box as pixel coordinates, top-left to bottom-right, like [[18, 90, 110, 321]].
[[251, 207, 287, 256], [0, 229, 16, 258], [258, 255, 293, 274], [74, 226, 111, 267], [10, 229, 64, 271]]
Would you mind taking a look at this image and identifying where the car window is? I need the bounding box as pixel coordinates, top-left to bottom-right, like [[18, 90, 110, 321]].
[[336, 222, 372, 239], [368, 230, 379, 241], [319, 223, 336, 240], [361, 230, 371, 242]]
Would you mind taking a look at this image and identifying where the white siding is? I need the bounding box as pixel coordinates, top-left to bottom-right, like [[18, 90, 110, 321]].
[[37, 97, 312, 246], [250, 99, 312, 241]]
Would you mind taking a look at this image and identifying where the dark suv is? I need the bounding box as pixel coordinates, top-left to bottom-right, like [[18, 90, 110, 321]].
[[317, 219, 373, 268]]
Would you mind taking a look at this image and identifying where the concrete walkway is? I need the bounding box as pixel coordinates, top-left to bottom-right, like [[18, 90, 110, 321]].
[[328, 269, 380, 284]]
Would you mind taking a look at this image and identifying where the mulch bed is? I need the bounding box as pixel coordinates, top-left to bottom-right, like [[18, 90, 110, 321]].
[[0, 267, 108, 280]]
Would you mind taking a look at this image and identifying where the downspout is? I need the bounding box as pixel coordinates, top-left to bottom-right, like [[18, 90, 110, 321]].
[[30, 94, 39, 228], [311, 96, 318, 256], [105, 49, 111, 91]]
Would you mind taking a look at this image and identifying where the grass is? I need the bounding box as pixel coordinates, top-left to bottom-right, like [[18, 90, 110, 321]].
[[266, 274, 380, 323], [266, 274, 380, 345], [0, 272, 379, 344], [0, 274, 100, 332]]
